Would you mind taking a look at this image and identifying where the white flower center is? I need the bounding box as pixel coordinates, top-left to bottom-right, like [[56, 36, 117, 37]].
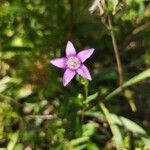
[[67, 56, 81, 70]]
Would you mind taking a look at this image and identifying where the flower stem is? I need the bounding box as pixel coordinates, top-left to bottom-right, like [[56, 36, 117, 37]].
[[84, 84, 88, 100], [81, 82, 89, 133], [108, 16, 123, 86]]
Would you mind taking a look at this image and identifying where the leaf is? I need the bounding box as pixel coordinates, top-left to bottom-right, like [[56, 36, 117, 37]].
[[83, 122, 97, 137], [16, 85, 33, 99], [74, 144, 87, 150], [0, 76, 11, 93], [7, 132, 19, 150], [87, 142, 99, 150], [0, 93, 22, 107], [124, 89, 137, 112], [85, 92, 98, 104], [85, 111, 150, 148], [84, 110, 105, 120], [100, 102, 123, 150], [112, 115, 145, 134], [14, 143, 23, 150], [105, 69, 150, 100], [70, 136, 89, 146], [111, 114, 150, 148]]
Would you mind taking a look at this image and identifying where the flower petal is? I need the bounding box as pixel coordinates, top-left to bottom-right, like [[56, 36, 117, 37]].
[[77, 65, 92, 80], [66, 41, 76, 57], [50, 58, 67, 69], [63, 69, 76, 86], [77, 48, 95, 62]]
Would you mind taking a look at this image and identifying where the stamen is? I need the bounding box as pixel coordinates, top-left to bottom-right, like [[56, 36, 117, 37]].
[[67, 57, 81, 70]]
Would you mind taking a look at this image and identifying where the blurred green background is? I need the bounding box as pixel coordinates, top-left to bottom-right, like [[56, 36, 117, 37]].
[[0, 0, 150, 149]]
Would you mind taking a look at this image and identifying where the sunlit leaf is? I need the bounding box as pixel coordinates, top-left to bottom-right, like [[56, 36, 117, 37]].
[[105, 69, 150, 100], [7, 132, 19, 150], [0, 76, 11, 93], [112, 114, 150, 148], [70, 136, 89, 146], [14, 143, 23, 150], [100, 102, 124, 150]]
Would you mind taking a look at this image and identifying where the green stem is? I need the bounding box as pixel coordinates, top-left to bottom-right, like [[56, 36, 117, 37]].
[[84, 84, 88, 100], [81, 82, 89, 133]]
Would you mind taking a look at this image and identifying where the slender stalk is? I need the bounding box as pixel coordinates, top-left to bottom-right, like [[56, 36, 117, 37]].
[[81, 82, 89, 132], [68, 0, 74, 40], [108, 16, 123, 86], [84, 84, 88, 99]]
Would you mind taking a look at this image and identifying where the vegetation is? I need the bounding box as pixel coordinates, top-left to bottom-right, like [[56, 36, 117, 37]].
[[0, 0, 150, 149]]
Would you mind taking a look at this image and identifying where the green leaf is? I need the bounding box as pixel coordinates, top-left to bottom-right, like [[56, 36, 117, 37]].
[[85, 92, 98, 104], [111, 114, 150, 148], [16, 85, 32, 99], [83, 122, 97, 137], [112, 115, 145, 134], [105, 69, 150, 100], [7, 132, 19, 150], [86, 111, 150, 148], [100, 102, 123, 150], [74, 144, 87, 150], [87, 142, 99, 150], [70, 136, 89, 146], [0, 76, 11, 93], [124, 89, 137, 112], [14, 143, 23, 150]]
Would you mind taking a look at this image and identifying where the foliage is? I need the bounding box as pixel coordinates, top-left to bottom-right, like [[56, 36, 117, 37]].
[[0, 0, 150, 149]]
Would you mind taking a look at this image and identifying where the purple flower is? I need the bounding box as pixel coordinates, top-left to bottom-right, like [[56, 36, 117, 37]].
[[50, 41, 95, 86]]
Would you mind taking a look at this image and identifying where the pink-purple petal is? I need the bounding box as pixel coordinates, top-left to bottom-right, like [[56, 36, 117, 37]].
[[77, 65, 92, 80], [77, 48, 95, 62], [63, 69, 76, 86], [50, 58, 67, 69], [66, 41, 76, 57]]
